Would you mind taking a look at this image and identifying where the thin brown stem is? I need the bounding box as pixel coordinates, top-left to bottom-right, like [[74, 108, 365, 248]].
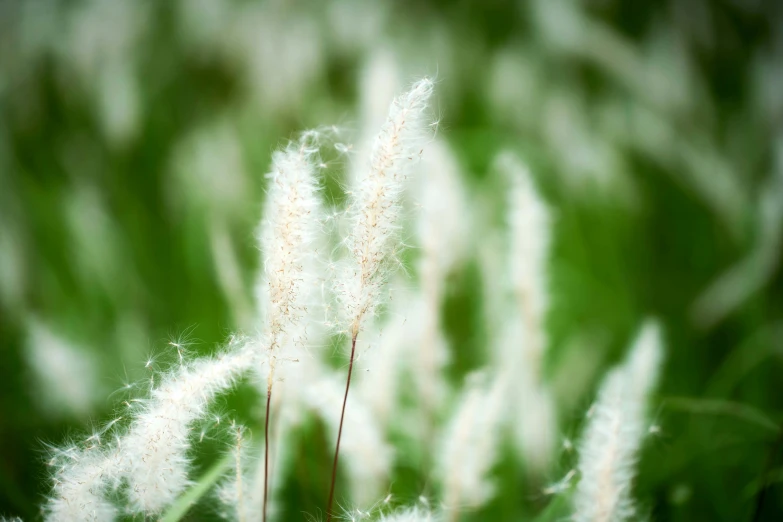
[[263, 387, 272, 522], [325, 334, 358, 522]]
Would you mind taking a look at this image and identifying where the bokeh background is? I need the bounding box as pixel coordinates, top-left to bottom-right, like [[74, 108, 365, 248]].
[[1, 0, 783, 520]]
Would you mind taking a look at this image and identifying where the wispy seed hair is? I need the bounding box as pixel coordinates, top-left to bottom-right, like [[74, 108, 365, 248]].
[[256, 134, 323, 384], [573, 321, 663, 522], [337, 78, 435, 336]]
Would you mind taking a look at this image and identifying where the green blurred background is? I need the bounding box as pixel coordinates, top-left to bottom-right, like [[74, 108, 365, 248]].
[[1, 0, 783, 520]]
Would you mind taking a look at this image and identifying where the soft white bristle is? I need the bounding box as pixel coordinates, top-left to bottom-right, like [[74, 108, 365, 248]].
[[216, 425, 263, 522], [573, 321, 663, 522], [256, 136, 323, 388], [437, 371, 504, 512], [417, 139, 471, 279], [497, 152, 551, 372], [25, 318, 100, 418], [44, 446, 119, 522], [493, 152, 558, 472], [337, 78, 434, 336], [348, 47, 402, 189], [121, 340, 255, 514], [42, 337, 255, 519]]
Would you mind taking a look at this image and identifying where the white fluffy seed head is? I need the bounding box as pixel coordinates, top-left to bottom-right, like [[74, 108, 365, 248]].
[[44, 339, 254, 520], [497, 320, 558, 474], [573, 321, 663, 522], [121, 339, 255, 514], [216, 426, 261, 522], [255, 136, 323, 389], [44, 446, 119, 522], [491, 152, 557, 473], [337, 78, 434, 336], [437, 370, 505, 511], [497, 152, 552, 372], [257, 137, 322, 343]]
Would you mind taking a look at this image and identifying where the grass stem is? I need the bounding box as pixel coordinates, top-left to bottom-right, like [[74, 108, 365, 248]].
[[263, 387, 272, 522], [326, 334, 358, 522]]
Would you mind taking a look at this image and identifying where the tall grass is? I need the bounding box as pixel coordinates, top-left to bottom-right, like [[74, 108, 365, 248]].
[[3, 1, 781, 521]]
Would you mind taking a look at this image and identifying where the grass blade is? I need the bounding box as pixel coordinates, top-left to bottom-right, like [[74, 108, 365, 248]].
[[160, 453, 234, 522], [664, 397, 779, 433]]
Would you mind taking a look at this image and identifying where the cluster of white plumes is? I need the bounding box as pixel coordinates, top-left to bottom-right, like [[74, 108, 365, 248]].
[[42, 77, 437, 521], [45, 337, 255, 520], [41, 68, 665, 522]]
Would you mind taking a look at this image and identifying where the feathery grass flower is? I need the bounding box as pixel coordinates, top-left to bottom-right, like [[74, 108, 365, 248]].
[[328, 77, 434, 521], [573, 322, 663, 522]]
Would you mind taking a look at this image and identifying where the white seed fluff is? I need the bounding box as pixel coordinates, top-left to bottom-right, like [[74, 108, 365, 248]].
[[44, 446, 120, 522], [338, 78, 434, 336], [258, 138, 321, 336], [437, 370, 505, 512], [256, 136, 323, 387], [121, 340, 255, 514], [497, 152, 552, 373], [493, 152, 558, 473], [573, 321, 663, 522]]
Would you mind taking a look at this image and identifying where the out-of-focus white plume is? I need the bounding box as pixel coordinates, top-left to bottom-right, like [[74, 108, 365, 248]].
[[25, 319, 100, 418], [305, 370, 393, 507], [354, 284, 418, 430], [437, 371, 504, 513], [494, 152, 558, 472], [572, 321, 663, 522]]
